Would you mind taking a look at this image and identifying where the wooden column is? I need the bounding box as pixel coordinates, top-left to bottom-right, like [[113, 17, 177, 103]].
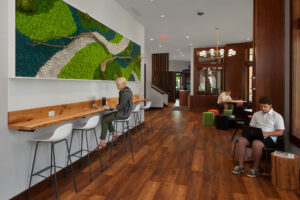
[[254, 0, 285, 115], [152, 53, 169, 92]]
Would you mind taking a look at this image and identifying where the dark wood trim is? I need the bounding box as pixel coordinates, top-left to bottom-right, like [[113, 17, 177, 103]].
[[289, 0, 300, 147]]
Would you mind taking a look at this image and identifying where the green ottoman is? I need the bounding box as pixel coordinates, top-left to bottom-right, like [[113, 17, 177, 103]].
[[203, 112, 214, 126], [224, 109, 233, 115]]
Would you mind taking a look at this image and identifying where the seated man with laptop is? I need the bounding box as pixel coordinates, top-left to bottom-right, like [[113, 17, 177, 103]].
[[232, 96, 284, 177]]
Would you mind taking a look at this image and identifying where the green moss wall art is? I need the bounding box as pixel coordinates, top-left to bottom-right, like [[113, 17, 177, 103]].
[[15, 0, 141, 82]]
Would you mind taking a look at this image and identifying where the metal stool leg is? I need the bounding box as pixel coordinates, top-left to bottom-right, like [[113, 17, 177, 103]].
[[148, 110, 154, 134], [80, 130, 84, 167], [85, 130, 92, 181], [121, 122, 127, 152], [93, 128, 103, 170], [134, 113, 140, 144], [109, 130, 114, 164], [27, 142, 39, 200], [231, 128, 239, 141], [51, 143, 59, 200], [65, 139, 78, 192], [49, 142, 53, 186], [138, 111, 144, 144], [126, 121, 135, 161]]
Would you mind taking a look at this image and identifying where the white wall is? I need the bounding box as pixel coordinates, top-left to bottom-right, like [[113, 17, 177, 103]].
[[145, 48, 152, 99], [169, 60, 190, 72], [1, 0, 145, 199], [190, 47, 194, 96]]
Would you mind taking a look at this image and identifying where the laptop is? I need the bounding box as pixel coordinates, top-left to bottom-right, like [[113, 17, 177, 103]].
[[242, 127, 264, 140]]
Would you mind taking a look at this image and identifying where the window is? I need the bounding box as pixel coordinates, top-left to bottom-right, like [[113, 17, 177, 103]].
[[197, 67, 223, 95], [175, 73, 182, 90]]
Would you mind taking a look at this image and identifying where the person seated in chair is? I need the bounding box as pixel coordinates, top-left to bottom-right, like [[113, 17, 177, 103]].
[[217, 89, 233, 110], [96, 77, 133, 150], [232, 96, 284, 177]]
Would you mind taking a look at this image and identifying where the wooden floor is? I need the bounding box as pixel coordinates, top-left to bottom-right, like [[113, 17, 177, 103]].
[[24, 106, 300, 200]]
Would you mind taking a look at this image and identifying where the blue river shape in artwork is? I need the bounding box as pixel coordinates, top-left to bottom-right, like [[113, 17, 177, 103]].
[[16, 30, 72, 77]]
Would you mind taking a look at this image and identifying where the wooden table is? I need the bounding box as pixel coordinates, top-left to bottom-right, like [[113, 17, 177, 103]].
[[271, 152, 299, 190], [8, 97, 148, 131]]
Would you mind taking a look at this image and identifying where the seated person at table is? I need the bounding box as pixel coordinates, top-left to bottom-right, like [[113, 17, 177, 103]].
[[232, 96, 284, 177], [217, 89, 232, 109], [96, 77, 133, 150]]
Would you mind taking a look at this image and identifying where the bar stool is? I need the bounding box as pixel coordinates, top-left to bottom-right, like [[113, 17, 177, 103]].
[[69, 115, 103, 182], [109, 116, 135, 163], [131, 103, 143, 144], [27, 123, 77, 200], [140, 101, 153, 134]]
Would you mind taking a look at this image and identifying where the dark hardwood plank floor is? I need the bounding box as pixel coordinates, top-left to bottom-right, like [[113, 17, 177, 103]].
[[21, 106, 300, 200]]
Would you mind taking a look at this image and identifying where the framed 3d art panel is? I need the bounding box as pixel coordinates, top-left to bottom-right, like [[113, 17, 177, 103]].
[[15, 0, 141, 81]]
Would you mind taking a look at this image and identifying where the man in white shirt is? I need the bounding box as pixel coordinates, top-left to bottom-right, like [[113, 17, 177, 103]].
[[217, 89, 232, 109], [232, 96, 284, 177]]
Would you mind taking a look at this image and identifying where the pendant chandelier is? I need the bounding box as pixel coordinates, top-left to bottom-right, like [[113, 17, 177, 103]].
[[198, 28, 236, 63]]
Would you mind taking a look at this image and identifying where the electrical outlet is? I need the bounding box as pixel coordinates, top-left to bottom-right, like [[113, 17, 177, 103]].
[[49, 111, 55, 117]]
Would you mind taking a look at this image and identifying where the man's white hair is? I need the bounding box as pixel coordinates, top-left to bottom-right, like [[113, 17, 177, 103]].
[[116, 77, 127, 85]]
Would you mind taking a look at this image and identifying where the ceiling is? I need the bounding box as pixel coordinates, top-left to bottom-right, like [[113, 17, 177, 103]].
[[115, 0, 253, 61]]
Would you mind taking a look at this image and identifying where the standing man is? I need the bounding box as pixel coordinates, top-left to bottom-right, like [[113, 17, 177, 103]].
[[96, 77, 133, 150], [232, 96, 284, 177]]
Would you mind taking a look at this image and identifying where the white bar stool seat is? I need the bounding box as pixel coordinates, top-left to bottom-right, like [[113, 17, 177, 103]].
[[69, 115, 103, 181], [28, 123, 77, 200], [109, 115, 135, 163], [140, 101, 153, 134]]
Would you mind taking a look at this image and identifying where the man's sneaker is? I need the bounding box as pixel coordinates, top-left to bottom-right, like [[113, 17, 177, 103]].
[[232, 166, 246, 174], [247, 169, 261, 178]]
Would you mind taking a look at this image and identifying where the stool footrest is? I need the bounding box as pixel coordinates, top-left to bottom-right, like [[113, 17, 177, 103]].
[[32, 165, 64, 177]]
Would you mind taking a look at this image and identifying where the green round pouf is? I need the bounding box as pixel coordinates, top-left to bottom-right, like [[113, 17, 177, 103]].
[[203, 112, 215, 126], [224, 109, 233, 115]]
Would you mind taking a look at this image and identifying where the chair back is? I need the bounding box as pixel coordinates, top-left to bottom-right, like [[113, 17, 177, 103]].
[[144, 101, 151, 109], [48, 123, 73, 142], [133, 103, 142, 112], [233, 107, 249, 120], [83, 115, 100, 129]]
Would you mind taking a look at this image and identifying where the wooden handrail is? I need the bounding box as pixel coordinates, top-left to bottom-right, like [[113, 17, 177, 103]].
[[151, 85, 168, 95]]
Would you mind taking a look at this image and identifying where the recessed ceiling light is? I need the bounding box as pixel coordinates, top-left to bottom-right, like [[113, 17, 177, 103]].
[[161, 14, 165, 18], [182, 55, 185, 57], [186, 35, 190, 39], [158, 44, 162, 48], [149, 0, 154, 2], [177, 49, 180, 52], [150, 38, 154, 41], [247, 38, 251, 41], [189, 43, 193, 46], [197, 11, 205, 16]]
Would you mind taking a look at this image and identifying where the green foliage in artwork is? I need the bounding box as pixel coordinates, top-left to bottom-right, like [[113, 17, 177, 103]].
[[58, 42, 112, 79], [110, 33, 123, 43], [94, 60, 122, 80], [121, 56, 141, 81], [16, 0, 37, 13], [16, 0, 77, 41], [120, 41, 133, 56], [77, 10, 110, 33]]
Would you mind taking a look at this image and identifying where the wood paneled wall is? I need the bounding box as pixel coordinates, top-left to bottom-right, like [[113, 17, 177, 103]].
[[254, 0, 285, 115], [225, 42, 253, 100], [152, 53, 169, 92]]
